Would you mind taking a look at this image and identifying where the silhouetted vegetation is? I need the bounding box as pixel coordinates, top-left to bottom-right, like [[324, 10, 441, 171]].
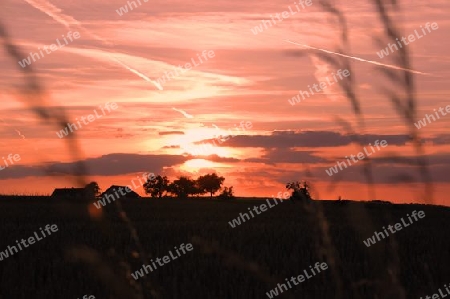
[[168, 176, 198, 199], [144, 173, 228, 200], [84, 181, 101, 198], [143, 175, 169, 199], [217, 186, 235, 200], [286, 180, 312, 202], [197, 173, 225, 198]]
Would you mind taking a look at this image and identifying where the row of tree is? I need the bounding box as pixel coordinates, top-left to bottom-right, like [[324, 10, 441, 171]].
[[143, 173, 235, 200], [84, 176, 313, 201]]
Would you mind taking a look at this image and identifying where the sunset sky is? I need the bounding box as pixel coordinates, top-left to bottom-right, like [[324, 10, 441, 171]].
[[0, 0, 448, 205]]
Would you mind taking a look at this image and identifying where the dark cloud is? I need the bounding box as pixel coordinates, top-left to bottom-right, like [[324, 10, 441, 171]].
[[371, 153, 450, 166], [199, 130, 411, 148], [159, 131, 185, 135], [245, 148, 330, 164], [0, 153, 243, 179], [312, 158, 450, 184], [190, 154, 240, 163], [0, 153, 188, 179], [424, 134, 450, 145], [267, 162, 450, 185]]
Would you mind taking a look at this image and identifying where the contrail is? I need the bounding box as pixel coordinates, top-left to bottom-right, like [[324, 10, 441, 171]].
[[112, 57, 163, 90], [15, 129, 26, 139], [24, 0, 112, 46], [172, 108, 193, 118], [0, 119, 24, 139], [24, 0, 75, 29], [284, 39, 432, 76], [0, 118, 40, 151], [24, 0, 163, 90]]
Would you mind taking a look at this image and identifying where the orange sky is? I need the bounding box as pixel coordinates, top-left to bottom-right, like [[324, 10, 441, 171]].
[[0, 0, 449, 206]]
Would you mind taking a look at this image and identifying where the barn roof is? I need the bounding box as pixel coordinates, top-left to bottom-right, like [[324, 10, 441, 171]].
[[101, 185, 140, 198], [51, 188, 86, 197]]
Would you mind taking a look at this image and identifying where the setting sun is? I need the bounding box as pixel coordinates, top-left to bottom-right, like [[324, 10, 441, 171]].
[[180, 159, 220, 172]]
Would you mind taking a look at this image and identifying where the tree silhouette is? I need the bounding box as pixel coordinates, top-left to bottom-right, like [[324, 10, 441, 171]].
[[168, 176, 197, 199], [197, 173, 225, 198], [85, 181, 101, 198], [218, 186, 235, 200], [286, 180, 312, 201], [143, 175, 169, 199]]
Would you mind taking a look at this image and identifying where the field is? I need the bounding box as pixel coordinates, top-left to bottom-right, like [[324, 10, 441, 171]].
[[0, 197, 449, 299]]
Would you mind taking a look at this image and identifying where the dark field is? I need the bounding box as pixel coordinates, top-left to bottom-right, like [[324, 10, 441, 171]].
[[0, 197, 449, 299]]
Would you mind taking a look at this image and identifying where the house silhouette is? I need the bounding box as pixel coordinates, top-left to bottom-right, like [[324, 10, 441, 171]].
[[51, 188, 87, 199], [100, 185, 140, 203]]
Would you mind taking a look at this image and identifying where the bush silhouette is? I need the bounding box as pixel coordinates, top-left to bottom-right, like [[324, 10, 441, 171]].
[[218, 186, 235, 200], [286, 181, 312, 202], [84, 181, 101, 198]]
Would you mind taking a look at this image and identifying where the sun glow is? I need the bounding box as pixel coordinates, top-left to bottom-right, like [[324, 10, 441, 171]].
[[182, 142, 230, 157], [180, 159, 220, 172], [166, 126, 234, 157]]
